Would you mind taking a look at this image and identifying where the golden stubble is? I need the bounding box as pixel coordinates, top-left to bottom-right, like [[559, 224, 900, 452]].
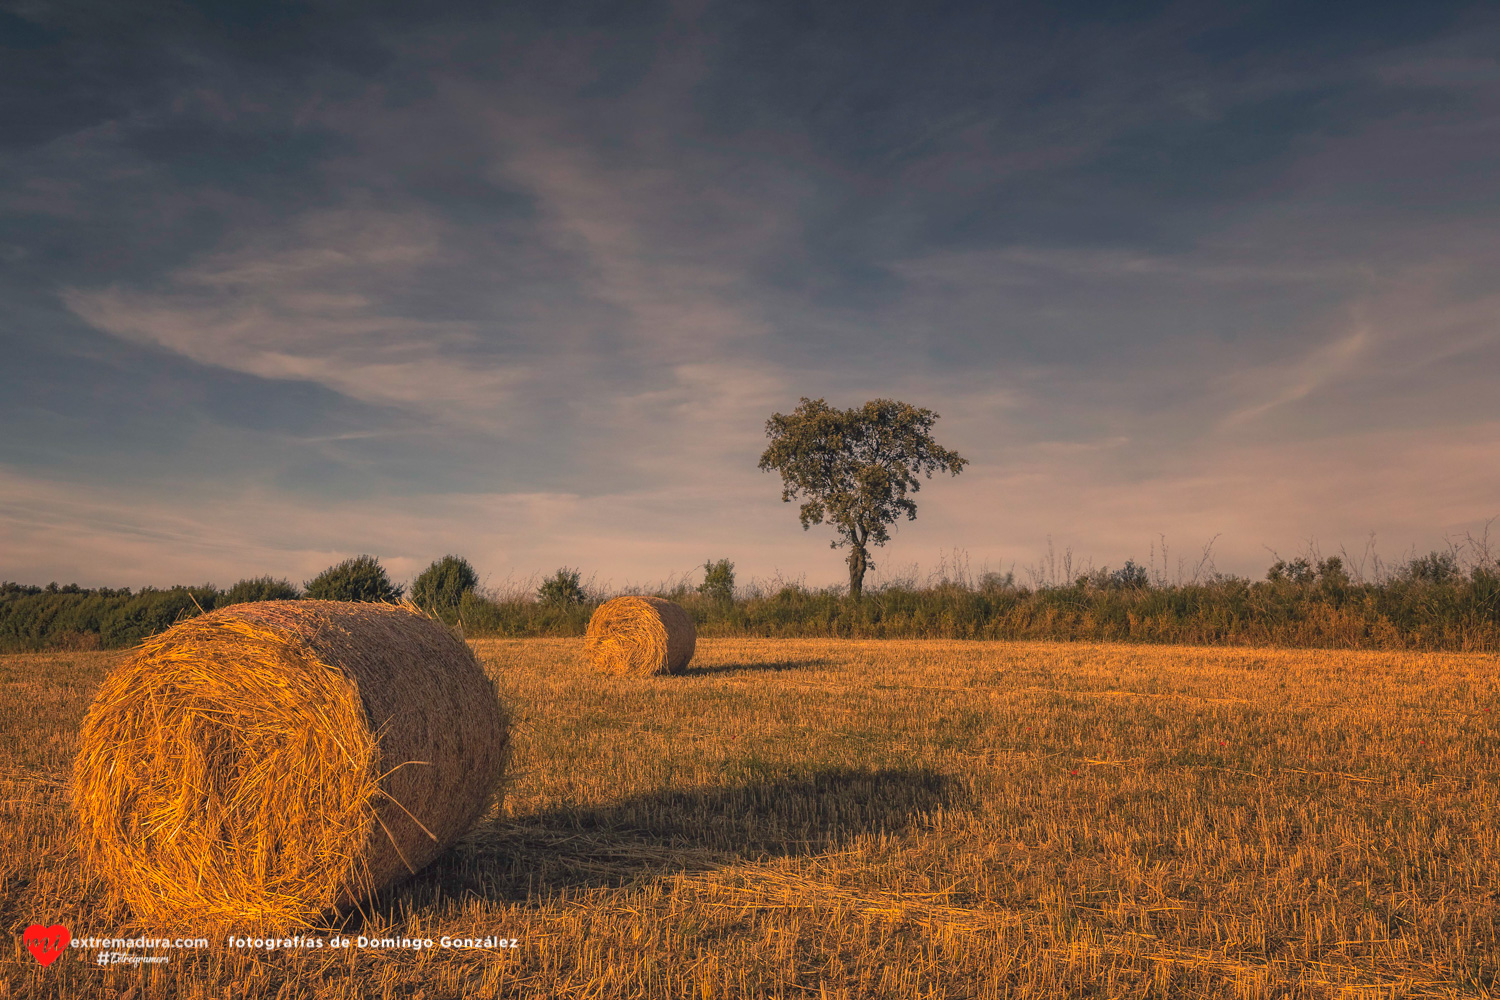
[[2, 636, 1496, 998]]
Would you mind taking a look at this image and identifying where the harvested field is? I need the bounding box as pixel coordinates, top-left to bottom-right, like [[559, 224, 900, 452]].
[[2, 638, 1497, 998]]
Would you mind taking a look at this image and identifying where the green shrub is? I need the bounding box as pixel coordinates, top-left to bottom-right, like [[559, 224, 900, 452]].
[[979, 571, 1016, 594], [1404, 550, 1462, 584], [224, 576, 300, 603], [537, 568, 586, 605], [303, 555, 404, 603], [1110, 560, 1150, 590], [456, 589, 503, 632], [1267, 558, 1314, 584], [411, 555, 479, 623], [698, 559, 736, 604]]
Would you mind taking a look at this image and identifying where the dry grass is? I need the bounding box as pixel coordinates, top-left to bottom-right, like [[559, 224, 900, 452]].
[[2, 636, 1497, 998], [584, 596, 696, 675], [68, 601, 508, 930]]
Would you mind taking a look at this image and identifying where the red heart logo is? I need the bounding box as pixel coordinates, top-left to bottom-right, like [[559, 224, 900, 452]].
[[24, 924, 70, 966]]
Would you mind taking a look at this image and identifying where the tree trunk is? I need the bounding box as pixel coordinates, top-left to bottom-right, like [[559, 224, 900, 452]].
[[847, 545, 868, 601]]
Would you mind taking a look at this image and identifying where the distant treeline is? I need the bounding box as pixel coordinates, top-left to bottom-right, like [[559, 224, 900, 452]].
[[461, 554, 1500, 652], [1, 581, 226, 651], [0, 578, 295, 651], [4, 549, 1500, 653]]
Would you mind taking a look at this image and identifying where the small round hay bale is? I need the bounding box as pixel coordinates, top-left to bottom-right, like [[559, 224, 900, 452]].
[[70, 600, 509, 929], [585, 596, 696, 675]]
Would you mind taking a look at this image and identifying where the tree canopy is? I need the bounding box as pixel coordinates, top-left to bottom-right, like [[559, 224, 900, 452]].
[[758, 397, 967, 599]]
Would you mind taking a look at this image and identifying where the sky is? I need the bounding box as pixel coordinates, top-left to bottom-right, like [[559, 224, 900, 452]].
[[2, 0, 1498, 593]]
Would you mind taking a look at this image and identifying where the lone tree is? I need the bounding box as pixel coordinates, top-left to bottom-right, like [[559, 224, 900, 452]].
[[758, 397, 967, 600]]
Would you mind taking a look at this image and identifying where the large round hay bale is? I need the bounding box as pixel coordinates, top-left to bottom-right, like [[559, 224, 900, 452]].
[[585, 596, 696, 675], [70, 600, 508, 928]]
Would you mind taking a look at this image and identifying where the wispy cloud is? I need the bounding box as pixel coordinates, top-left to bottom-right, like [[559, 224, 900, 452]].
[[1219, 326, 1372, 427], [61, 208, 535, 422]]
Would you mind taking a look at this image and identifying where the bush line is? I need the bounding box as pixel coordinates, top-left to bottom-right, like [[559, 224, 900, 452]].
[[4, 567, 1499, 653]]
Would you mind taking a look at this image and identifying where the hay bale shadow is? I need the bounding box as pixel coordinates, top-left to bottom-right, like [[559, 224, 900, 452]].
[[679, 657, 831, 677], [359, 766, 965, 920]]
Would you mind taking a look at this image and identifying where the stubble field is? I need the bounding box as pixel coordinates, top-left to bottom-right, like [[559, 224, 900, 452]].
[[1, 637, 1497, 998]]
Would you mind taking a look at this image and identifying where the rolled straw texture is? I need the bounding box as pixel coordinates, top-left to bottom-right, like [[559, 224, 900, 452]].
[[70, 600, 509, 928], [584, 596, 697, 675]]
